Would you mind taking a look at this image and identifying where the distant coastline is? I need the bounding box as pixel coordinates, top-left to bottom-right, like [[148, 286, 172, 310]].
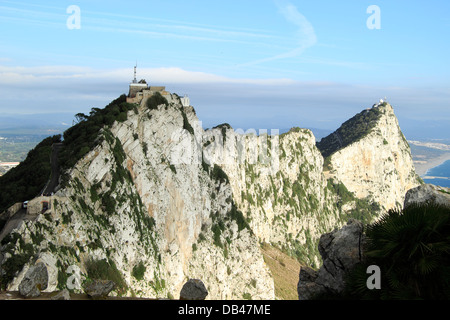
[[414, 153, 450, 177]]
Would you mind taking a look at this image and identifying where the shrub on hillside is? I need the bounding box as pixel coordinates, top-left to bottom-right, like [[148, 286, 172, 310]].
[[59, 94, 132, 171], [84, 258, 128, 295], [146, 92, 168, 110], [317, 107, 382, 158]]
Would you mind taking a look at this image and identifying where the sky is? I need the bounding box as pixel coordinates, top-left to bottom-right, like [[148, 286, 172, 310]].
[[0, 0, 449, 139]]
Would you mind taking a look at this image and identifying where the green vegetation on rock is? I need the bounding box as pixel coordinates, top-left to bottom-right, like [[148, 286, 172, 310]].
[[146, 91, 168, 110], [317, 106, 383, 158], [0, 232, 34, 290], [0, 134, 61, 213], [180, 107, 195, 135], [132, 261, 147, 281], [58, 94, 136, 181], [85, 258, 128, 295]]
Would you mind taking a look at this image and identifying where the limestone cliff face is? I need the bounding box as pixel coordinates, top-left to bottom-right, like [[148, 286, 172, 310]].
[[203, 126, 371, 269], [0, 94, 274, 299], [318, 102, 421, 211]]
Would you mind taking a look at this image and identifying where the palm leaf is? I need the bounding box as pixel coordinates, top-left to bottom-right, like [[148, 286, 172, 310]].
[[359, 202, 450, 299]]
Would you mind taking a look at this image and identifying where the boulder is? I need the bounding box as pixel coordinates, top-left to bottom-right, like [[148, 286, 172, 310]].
[[85, 280, 115, 299], [51, 288, 71, 300], [179, 279, 208, 300], [297, 266, 324, 300], [35, 252, 58, 292], [297, 219, 364, 300], [18, 262, 48, 298], [404, 184, 450, 208]]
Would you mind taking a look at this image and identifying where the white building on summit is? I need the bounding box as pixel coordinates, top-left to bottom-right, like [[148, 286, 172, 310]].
[[180, 94, 190, 107], [126, 65, 190, 107]]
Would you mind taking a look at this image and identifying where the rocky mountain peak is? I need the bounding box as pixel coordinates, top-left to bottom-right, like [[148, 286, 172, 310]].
[[318, 101, 421, 211], [317, 102, 389, 158], [0, 92, 275, 299]]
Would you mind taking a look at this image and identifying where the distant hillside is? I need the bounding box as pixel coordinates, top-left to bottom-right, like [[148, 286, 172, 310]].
[[0, 135, 49, 163], [0, 113, 74, 135]]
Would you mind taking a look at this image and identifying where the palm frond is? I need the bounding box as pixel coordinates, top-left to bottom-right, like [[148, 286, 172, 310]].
[[356, 202, 450, 299]]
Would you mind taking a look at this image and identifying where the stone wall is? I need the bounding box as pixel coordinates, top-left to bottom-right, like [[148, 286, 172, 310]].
[[128, 83, 148, 98], [149, 86, 166, 92], [126, 86, 169, 105], [26, 196, 64, 216], [1, 202, 23, 219]]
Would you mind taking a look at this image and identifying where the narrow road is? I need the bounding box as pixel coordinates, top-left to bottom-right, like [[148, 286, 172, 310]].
[[42, 143, 63, 195], [333, 132, 344, 148], [0, 143, 63, 243], [0, 209, 27, 242]]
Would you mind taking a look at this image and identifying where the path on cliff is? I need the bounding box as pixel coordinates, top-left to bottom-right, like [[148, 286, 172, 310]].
[[333, 132, 344, 148], [0, 208, 39, 243], [42, 143, 63, 195], [0, 209, 27, 242], [0, 143, 63, 242]]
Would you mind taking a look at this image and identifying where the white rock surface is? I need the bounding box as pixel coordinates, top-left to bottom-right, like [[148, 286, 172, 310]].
[[2, 95, 274, 299], [326, 103, 420, 211]]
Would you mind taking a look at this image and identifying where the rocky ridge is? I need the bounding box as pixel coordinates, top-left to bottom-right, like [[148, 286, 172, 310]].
[[0, 94, 274, 299], [318, 102, 421, 211], [205, 125, 374, 268], [0, 94, 419, 300]]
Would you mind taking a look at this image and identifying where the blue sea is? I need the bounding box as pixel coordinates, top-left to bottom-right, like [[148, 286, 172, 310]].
[[423, 159, 450, 188]]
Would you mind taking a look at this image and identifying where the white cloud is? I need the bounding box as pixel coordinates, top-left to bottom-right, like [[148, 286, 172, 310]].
[[0, 63, 449, 138], [0, 64, 296, 86], [238, 1, 317, 66], [0, 65, 94, 83], [276, 1, 317, 48]]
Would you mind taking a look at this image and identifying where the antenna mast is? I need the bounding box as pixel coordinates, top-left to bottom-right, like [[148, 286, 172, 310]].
[[133, 61, 137, 83]]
